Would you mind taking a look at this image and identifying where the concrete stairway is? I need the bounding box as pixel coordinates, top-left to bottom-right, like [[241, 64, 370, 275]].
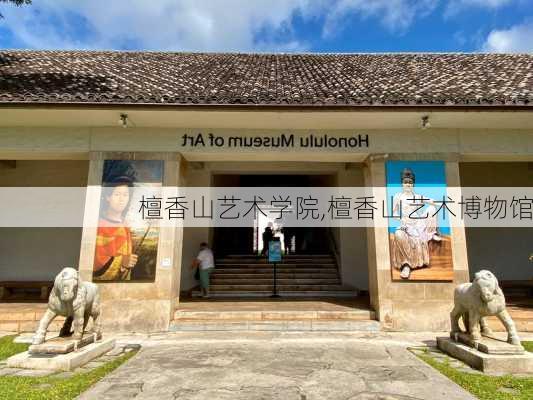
[[170, 298, 379, 332], [197, 254, 357, 298], [170, 310, 379, 332]]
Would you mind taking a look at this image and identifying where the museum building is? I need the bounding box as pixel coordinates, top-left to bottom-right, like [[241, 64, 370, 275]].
[[0, 51, 532, 333]]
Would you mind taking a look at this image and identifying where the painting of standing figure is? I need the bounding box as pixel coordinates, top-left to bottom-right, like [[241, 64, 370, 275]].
[[386, 161, 453, 281], [93, 160, 163, 282]]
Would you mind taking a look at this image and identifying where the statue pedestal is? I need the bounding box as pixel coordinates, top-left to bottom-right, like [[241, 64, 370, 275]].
[[29, 333, 102, 355], [450, 332, 525, 355], [437, 334, 533, 374], [7, 338, 115, 372]]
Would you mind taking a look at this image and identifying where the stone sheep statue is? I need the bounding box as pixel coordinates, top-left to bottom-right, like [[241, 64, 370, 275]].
[[33, 267, 101, 345], [450, 269, 520, 345]]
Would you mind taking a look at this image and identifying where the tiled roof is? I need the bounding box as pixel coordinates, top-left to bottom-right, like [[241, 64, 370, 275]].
[[0, 51, 532, 107]]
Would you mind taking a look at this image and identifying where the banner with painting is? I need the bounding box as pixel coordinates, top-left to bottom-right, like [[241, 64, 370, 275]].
[[386, 160, 454, 281], [93, 160, 163, 282]]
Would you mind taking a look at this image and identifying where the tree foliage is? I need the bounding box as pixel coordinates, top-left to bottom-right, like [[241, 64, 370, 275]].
[[0, 0, 31, 18]]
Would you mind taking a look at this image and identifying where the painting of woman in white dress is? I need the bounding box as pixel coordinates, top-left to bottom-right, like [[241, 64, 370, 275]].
[[386, 161, 453, 281]]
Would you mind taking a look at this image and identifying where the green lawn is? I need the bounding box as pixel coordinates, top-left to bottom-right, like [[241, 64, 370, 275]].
[[0, 335, 28, 361], [416, 341, 533, 400], [0, 335, 137, 400], [522, 341, 533, 353]]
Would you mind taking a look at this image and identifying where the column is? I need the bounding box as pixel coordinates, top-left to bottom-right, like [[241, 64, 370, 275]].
[[364, 155, 393, 327], [364, 154, 470, 330]]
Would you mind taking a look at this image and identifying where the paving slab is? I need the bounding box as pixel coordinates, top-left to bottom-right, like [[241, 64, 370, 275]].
[[78, 332, 476, 400], [0, 367, 20, 376], [12, 368, 54, 377], [54, 371, 76, 379]]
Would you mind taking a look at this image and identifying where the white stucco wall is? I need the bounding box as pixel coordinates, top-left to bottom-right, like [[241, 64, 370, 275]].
[[460, 162, 533, 281], [337, 166, 369, 291], [0, 228, 83, 281], [0, 160, 88, 281], [179, 166, 211, 293]]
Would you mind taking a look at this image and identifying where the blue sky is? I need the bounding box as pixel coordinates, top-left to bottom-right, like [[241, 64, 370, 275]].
[[0, 0, 532, 52], [386, 161, 450, 235]]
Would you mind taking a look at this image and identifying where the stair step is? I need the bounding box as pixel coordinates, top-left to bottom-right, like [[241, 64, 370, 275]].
[[209, 253, 344, 298], [215, 266, 336, 269], [169, 319, 380, 332], [174, 310, 375, 320], [211, 273, 340, 279], [216, 258, 334, 260], [221, 254, 333, 259], [209, 284, 353, 291], [191, 291, 359, 298], [212, 275, 340, 279], [213, 268, 338, 274], [215, 260, 336, 267], [215, 265, 335, 268], [217, 257, 336, 261], [211, 279, 341, 285]]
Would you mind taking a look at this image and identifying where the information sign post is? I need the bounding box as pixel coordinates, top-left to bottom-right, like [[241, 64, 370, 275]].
[[268, 239, 282, 298]]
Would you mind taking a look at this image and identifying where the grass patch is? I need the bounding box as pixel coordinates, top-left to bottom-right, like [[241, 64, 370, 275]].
[[522, 341, 533, 353], [0, 335, 137, 400], [0, 335, 29, 361], [414, 342, 533, 400]]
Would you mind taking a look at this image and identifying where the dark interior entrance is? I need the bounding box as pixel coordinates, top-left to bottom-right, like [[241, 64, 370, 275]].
[[212, 174, 335, 256]]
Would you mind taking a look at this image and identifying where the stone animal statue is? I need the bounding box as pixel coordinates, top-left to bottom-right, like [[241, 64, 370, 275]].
[[33, 267, 101, 345], [450, 269, 520, 345]]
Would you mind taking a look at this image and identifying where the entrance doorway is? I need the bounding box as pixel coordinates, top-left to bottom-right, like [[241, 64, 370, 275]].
[[176, 163, 374, 329], [203, 173, 359, 298], [212, 174, 334, 256]]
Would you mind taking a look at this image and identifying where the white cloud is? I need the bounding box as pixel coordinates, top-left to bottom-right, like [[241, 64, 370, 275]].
[[445, 0, 514, 17], [0, 0, 445, 51], [482, 21, 533, 52], [452, 0, 512, 6], [10, 0, 524, 52], [0, 0, 315, 51], [322, 0, 438, 37]]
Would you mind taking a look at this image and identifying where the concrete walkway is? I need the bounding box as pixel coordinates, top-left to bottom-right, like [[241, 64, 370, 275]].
[[78, 332, 477, 400]]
